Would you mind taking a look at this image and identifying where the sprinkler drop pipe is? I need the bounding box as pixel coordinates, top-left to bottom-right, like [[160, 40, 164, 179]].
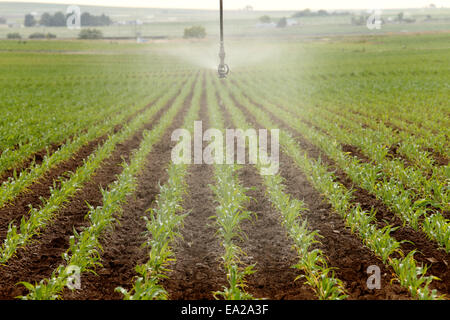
[[218, 0, 230, 78]]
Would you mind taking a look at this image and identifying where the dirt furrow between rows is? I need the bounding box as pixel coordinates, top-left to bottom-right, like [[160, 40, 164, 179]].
[[164, 163, 226, 300], [237, 86, 428, 174], [218, 94, 316, 299], [63, 81, 195, 300], [0, 85, 185, 300], [227, 90, 412, 300], [232, 91, 450, 297], [163, 80, 227, 300], [0, 141, 66, 186], [0, 103, 135, 186], [239, 165, 317, 299], [0, 93, 173, 239]]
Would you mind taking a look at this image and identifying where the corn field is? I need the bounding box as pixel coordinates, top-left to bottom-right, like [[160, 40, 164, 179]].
[[0, 33, 448, 301]]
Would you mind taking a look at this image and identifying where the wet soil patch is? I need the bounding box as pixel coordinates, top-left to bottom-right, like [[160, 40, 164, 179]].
[[163, 163, 226, 300], [238, 165, 317, 299], [217, 91, 316, 299], [425, 148, 449, 167], [0, 141, 65, 186], [164, 78, 227, 300]]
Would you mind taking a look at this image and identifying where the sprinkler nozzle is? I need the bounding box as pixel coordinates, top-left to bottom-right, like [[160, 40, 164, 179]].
[[218, 63, 230, 78]]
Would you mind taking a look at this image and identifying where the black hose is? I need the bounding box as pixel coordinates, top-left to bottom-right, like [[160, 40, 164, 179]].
[[220, 0, 224, 43]]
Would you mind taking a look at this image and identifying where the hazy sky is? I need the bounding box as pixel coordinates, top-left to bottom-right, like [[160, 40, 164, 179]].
[[2, 0, 449, 10]]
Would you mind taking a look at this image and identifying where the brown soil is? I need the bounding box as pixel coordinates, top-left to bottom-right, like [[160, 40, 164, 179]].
[[0, 141, 65, 186], [0, 73, 446, 301], [62, 78, 196, 300], [0, 105, 166, 239], [231, 90, 449, 297], [0, 84, 185, 300], [425, 148, 449, 167], [319, 146, 449, 294], [238, 165, 317, 300], [317, 145, 449, 296], [218, 94, 316, 299], [163, 163, 226, 300], [341, 144, 372, 164], [226, 90, 411, 300], [386, 143, 414, 167], [383, 122, 448, 167], [0, 136, 107, 240], [0, 95, 162, 188], [163, 78, 227, 300], [0, 89, 179, 240]]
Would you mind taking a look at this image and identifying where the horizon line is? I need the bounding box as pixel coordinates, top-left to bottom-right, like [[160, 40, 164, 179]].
[[0, 0, 447, 12]]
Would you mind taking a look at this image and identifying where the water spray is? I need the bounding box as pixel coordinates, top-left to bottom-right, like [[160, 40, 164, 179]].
[[218, 0, 230, 78]]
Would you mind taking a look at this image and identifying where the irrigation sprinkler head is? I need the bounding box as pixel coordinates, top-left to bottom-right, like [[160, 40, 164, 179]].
[[218, 63, 230, 78]]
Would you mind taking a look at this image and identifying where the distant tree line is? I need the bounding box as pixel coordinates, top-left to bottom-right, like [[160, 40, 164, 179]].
[[183, 25, 206, 39], [7, 32, 21, 39], [29, 32, 57, 39], [259, 15, 271, 23], [78, 28, 103, 39], [24, 12, 112, 27], [258, 15, 289, 28], [350, 12, 416, 26], [80, 13, 112, 26]]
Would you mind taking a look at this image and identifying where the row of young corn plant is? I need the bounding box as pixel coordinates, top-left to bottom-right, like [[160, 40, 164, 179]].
[[312, 75, 450, 139], [308, 100, 446, 174], [0, 76, 196, 265], [254, 94, 450, 253], [256, 64, 450, 140], [246, 73, 448, 196], [19, 74, 199, 300], [251, 59, 450, 129], [291, 104, 448, 209], [0, 76, 172, 178], [0, 77, 185, 209], [213, 77, 348, 300], [229, 79, 450, 252], [250, 73, 446, 175], [246, 72, 449, 157], [116, 76, 203, 300], [238, 77, 449, 215], [206, 76, 255, 300], [237, 72, 448, 177], [238, 70, 448, 159], [223, 82, 443, 300]]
